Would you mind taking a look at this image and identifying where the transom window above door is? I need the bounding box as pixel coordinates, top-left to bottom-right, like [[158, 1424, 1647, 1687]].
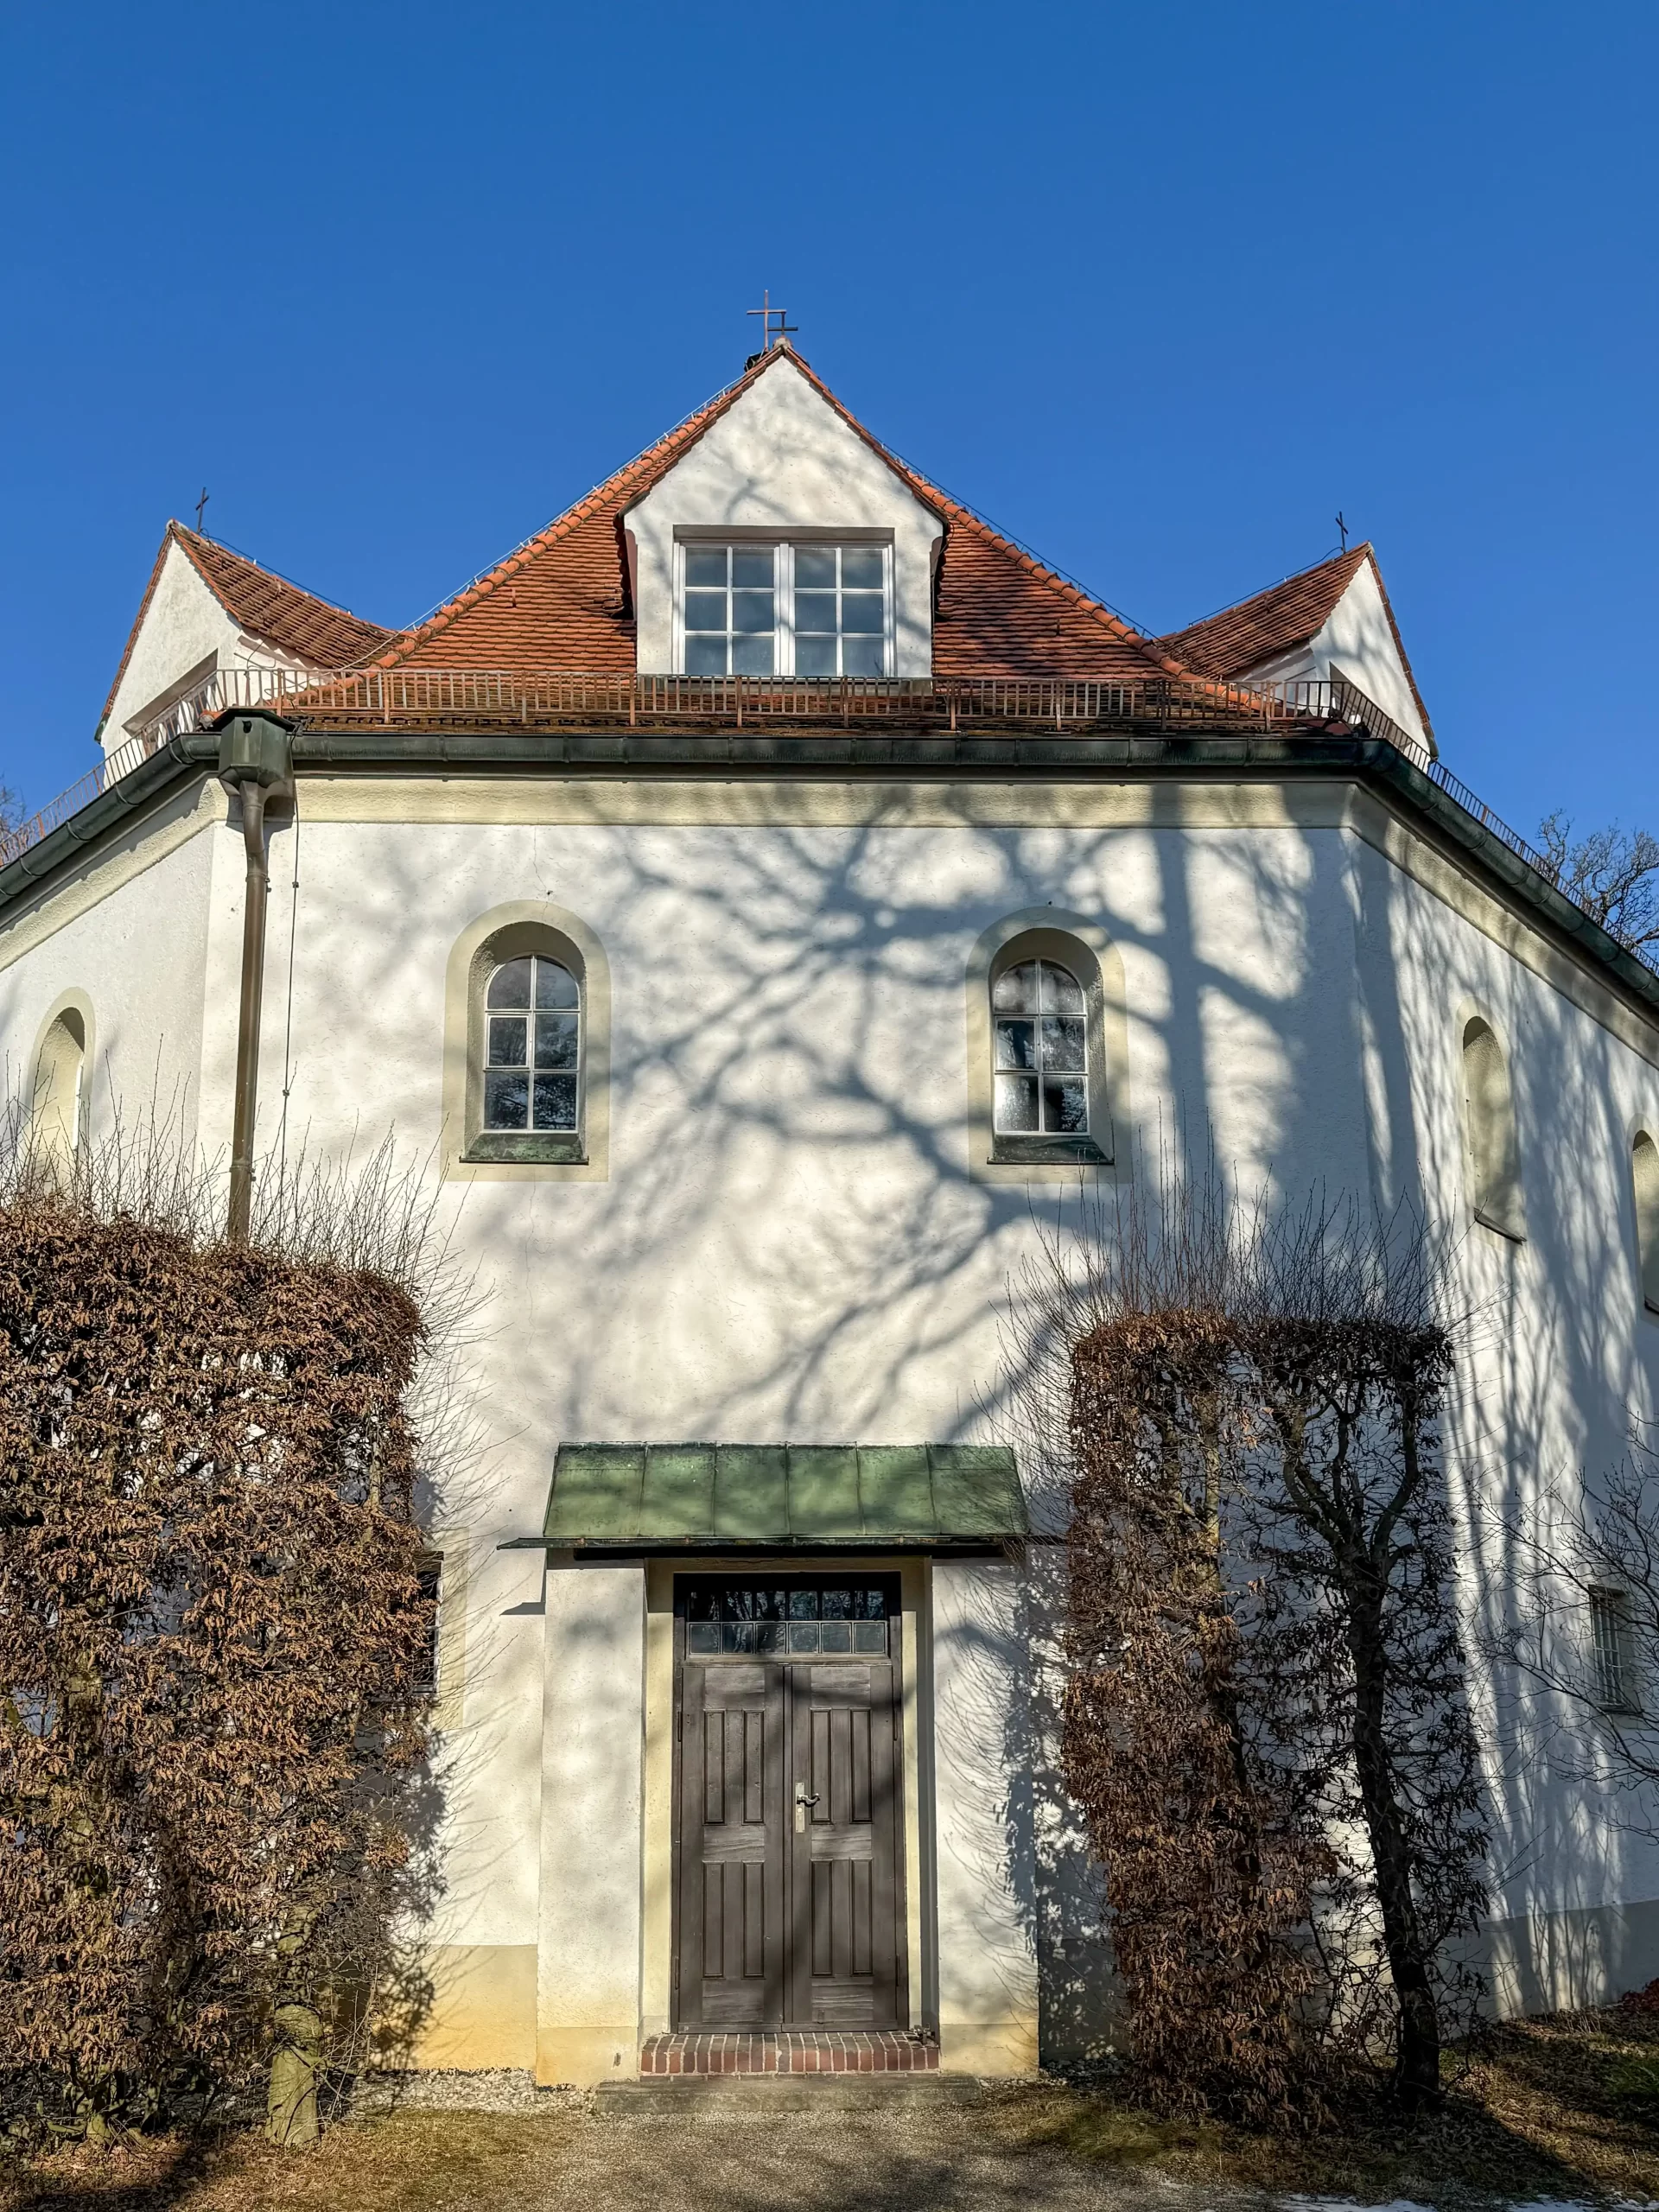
[[484, 954, 581, 1131], [677, 542, 892, 678], [683, 1576, 896, 1657], [992, 957, 1089, 1135]]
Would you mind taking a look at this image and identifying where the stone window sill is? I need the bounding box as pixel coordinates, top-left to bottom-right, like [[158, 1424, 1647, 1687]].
[[464, 1133, 588, 1166], [989, 1134, 1109, 1166]]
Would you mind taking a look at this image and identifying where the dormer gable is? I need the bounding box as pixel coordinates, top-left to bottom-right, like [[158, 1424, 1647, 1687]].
[[371, 348, 1186, 685], [99, 523, 391, 756], [621, 350, 944, 677], [1159, 544, 1433, 753]]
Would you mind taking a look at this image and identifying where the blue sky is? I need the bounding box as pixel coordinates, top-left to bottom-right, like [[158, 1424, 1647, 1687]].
[[2, 1, 1654, 838]]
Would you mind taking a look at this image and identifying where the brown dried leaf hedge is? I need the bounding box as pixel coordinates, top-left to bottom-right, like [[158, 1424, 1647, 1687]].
[[0, 1194, 435, 2132], [1025, 1180, 1489, 2126]]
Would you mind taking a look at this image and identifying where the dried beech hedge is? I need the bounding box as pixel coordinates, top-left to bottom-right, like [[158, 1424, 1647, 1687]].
[[0, 1193, 435, 2135], [1066, 1307, 1333, 2125], [1018, 1185, 1489, 2124]]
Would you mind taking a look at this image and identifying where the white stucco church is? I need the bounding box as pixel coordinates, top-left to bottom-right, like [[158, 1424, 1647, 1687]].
[[6, 338, 1659, 2083]]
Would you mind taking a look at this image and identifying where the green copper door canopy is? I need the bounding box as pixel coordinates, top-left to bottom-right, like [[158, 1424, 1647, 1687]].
[[543, 1444, 1027, 1550]]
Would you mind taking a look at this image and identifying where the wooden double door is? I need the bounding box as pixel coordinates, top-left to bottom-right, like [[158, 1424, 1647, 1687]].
[[674, 1577, 904, 2030]]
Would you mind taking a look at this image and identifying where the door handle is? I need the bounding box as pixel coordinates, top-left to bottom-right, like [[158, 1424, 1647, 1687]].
[[794, 1781, 819, 1832]]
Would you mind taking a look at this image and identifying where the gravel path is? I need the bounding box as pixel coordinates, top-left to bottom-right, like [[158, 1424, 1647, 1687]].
[[453, 2105, 1258, 2212]]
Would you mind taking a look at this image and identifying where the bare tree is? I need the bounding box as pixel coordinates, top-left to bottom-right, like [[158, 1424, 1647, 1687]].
[[1538, 811, 1659, 954]]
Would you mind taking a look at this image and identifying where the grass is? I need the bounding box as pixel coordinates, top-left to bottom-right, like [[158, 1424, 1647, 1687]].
[[7, 2010, 1659, 2212], [999, 2008, 1659, 2205], [0, 2110, 582, 2212]]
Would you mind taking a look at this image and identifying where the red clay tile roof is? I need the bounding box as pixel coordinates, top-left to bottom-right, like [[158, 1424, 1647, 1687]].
[[1157, 543, 1433, 741], [372, 349, 1192, 684], [99, 522, 393, 733], [1158, 546, 1370, 678]]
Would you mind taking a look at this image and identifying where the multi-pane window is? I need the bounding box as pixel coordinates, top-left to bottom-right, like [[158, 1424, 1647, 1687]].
[[993, 958, 1088, 1135], [484, 955, 580, 1131], [683, 545, 776, 676], [793, 545, 885, 677], [683, 1578, 894, 1658], [678, 542, 889, 677], [1591, 1587, 1640, 1714]]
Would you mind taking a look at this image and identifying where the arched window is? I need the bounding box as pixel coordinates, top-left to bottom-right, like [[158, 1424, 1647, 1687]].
[[1633, 1133, 1659, 1313], [1462, 1016, 1524, 1240], [444, 902, 608, 1180], [483, 955, 581, 1134], [992, 957, 1089, 1137], [968, 917, 1119, 1179], [30, 1005, 86, 1170]]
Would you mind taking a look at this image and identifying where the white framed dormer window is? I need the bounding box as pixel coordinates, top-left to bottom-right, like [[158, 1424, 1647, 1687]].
[[675, 537, 892, 677]]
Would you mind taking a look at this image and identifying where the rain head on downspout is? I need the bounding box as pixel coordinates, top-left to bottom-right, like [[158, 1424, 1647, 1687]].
[[216, 713, 294, 1243]]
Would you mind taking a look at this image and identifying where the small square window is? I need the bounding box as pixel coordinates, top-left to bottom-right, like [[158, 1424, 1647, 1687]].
[[676, 545, 775, 677], [790, 543, 888, 678]]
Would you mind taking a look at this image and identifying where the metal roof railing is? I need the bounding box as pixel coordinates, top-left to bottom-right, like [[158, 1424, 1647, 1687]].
[[0, 728, 158, 870], [1, 663, 1631, 973], [127, 662, 1350, 741]]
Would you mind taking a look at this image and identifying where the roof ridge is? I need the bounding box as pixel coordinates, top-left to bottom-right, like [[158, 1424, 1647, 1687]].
[[395, 370, 776, 635]]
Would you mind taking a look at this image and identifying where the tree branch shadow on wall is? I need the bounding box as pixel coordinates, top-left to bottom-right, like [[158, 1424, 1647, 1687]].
[[251, 792, 1659, 2048]]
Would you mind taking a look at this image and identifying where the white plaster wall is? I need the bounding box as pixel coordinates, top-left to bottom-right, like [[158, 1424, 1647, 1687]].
[[931, 1559, 1040, 2072], [625, 354, 943, 676], [1369, 835, 1659, 1968], [537, 1562, 645, 2084], [0, 817, 215, 1147], [1311, 561, 1429, 747], [169, 798, 1659, 1999], [7, 779, 1659, 2032]]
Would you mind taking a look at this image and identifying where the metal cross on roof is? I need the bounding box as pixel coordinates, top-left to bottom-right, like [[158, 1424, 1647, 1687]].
[[196, 486, 210, 531], [1335, 510, 1349, 552], [747, 290, 797, 353]]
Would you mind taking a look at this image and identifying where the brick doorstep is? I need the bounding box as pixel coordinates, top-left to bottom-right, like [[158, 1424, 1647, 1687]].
[[640, 2031, 938, 2077]]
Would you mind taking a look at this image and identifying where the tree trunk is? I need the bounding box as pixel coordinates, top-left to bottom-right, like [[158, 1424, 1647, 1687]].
[[266, 2004, 322, 2149], [1344, 1568, 1441, 2106]]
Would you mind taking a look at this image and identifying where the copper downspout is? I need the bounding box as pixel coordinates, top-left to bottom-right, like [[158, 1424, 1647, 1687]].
[[216, 715, 295, 1244], [227, 776, 270, 1243]]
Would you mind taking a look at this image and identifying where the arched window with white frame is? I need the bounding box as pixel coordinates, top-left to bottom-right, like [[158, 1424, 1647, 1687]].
[[967, 913, 1122, 1181], [482, 954, 581, 1135], [992, 955, 1090, 1138], [444, 903, 609, 1180]]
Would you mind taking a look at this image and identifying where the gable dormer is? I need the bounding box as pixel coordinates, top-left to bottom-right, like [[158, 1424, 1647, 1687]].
[[98, 524, 391, 759], [1159, 544, 1433, 754], [621, 350, 944, 678]]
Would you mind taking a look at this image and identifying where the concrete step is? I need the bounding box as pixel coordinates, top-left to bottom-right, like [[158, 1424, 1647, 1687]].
[[594, 2073, 987, 2117]]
